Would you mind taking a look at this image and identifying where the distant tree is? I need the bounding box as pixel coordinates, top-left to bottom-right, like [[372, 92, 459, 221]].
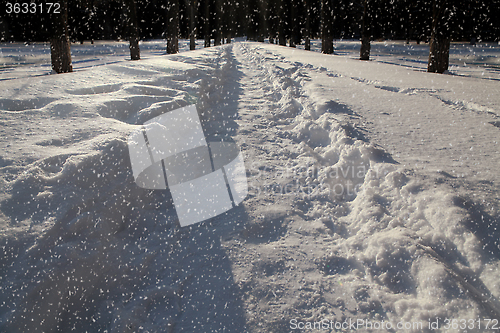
[[214, 0, 223, 45], [69, 0, 93, 44], [258, 0, 268, 42], [225, 0, 235, 43], [407, 0, 428, 44], [203, 0, 211, 47], [427, 0, 451, 73], [124, 0, 140, 60], [360, 0, 371, 60], [167, 0, 179, 53], [189, 0, 198, 50], [266, 0, 276, 43], [246, 0, 258, 41], [304, 0, 311, 50], [289, 0, 298, 47], [50, 0, 73, 73], [321, 0, 334, 53], [277, 0, 286, 45]]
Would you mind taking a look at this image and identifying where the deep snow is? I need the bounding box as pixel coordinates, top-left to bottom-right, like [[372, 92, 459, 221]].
[[0, 41, 499, 332]]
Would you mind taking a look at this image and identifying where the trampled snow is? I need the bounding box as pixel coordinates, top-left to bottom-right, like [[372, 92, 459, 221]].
[[1, 41, 499, 332]]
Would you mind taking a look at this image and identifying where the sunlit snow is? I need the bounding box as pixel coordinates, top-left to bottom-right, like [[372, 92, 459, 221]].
[[1, 40, 499, 332]]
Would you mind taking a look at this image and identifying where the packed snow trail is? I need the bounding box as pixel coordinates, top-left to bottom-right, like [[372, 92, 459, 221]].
[[0, 42, 499, 332], [228, 43, 500, 331]]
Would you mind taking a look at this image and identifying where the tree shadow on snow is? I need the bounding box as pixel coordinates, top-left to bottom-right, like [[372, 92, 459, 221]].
[[0, 46, 252, 332], [169, 45, 250, 331], [172, 205, 250, 332], [454, 197, 500, 259]]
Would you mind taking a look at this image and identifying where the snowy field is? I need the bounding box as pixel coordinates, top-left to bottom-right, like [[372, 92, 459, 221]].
[[1, 40, 500, 332], [1, 38, 500, 81]]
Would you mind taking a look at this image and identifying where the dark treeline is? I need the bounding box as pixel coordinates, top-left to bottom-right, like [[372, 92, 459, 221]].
[[1, 0, 499, 74], [1, 0, 499, 44]]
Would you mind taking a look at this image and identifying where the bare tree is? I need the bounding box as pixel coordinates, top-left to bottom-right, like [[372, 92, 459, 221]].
[[167, 0, 179, 53], [360, 0, 371, 60], [267, 0, 278, 43], [289, 0, 298, 47], [50, 0, 72, 73], [321, 0, 334, 54], [257, 0, 268, 42], [428, 0, 451, 73], [124, 0, 140, 60], [277, 0, 286, 45], [225, 0, 235, 43], [304, 0, 311, 50], [246, 0, 259, 41], [204, 0, 211, 47], [189, 0, 198, 50], [214, 0, 223, 45]]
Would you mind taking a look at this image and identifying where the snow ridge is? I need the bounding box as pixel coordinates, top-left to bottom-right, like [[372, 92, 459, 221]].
[[230, 43, 500, 331], [0, 42, 499, 332]]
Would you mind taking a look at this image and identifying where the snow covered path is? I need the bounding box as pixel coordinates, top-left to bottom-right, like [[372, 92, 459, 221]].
[[228, 43, 500, 331], [1, 42, 499, 332], [258, 43, 500, 215]]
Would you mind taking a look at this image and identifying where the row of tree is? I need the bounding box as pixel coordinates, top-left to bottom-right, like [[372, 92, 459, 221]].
[[1, 0, 498, 74], [3, 0, 497, 43]]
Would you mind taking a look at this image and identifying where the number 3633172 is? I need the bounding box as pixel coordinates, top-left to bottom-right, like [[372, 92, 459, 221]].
[[5, 2, 61, 14]]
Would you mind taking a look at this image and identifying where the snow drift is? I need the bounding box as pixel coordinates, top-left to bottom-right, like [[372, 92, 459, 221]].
[[1, 42, 499, 332]]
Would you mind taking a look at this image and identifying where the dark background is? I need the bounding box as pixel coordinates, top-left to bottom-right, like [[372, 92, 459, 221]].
[[1, 0, 499, 43]]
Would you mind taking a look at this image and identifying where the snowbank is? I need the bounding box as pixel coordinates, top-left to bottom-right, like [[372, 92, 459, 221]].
[[1, 42, 499, 332]]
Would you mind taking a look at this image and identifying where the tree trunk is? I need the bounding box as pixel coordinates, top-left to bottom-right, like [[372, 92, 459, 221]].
[[359, 0, 370, 60], [289, 0, 297, 47], [247, 0, 258, 41], [125, 0, 140, 60], [167, 0, 179, 54], [427, 0, 451, 73], [257, 0, 267, 42], [277, 0, 286, 46], [214, 0, 222, 45], [360, 36, 370, 60], [428, 35, 450, 73], [204, 0, 211, 47], [321, 0, 334, 54], [267, 0, 277, 44], [226, 0, 234, 43], [189, 0, 197, 50], [129, 38, 140, 60], [50, 36, 72, 73], [304, 0, 311, 50], [50, 0, 72, 73]]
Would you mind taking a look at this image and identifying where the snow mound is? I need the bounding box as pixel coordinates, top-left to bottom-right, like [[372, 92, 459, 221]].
[[1, 42, 499, 332]]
